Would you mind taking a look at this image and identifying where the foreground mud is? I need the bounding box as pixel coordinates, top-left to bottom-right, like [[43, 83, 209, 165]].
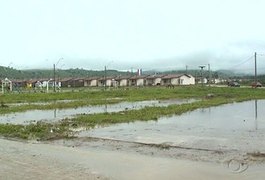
[[52, 137, 265, 165], [0, 138, 108, 180], [1, 138, 265, 180]]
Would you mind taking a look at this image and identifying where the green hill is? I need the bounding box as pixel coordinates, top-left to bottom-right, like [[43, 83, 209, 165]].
[[0, 66, 130, 80]]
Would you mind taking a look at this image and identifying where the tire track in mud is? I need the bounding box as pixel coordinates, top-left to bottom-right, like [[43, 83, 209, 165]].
[[50, 136, 265, 167], [2, 137, 265, 180]]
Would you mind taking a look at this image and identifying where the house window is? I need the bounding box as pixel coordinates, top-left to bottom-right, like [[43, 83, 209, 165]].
[[178, 79, 184, 85]]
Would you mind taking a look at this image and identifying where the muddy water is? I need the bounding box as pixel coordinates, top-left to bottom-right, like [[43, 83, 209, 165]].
[[0, 99, 195, 125], [79, 100, 265, 152]]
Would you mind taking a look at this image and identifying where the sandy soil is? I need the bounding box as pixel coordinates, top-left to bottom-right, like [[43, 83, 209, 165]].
[[1, 138, 265, 180]]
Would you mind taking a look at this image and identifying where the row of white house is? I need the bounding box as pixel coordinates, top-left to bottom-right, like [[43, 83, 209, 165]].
[[7, 74, 196, 90], [66, 74, 196, 87]]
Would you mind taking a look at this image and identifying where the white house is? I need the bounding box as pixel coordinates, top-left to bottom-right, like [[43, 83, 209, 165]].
[[84, 77, 98, 87], [146, 74, 166, 86], [179, 74, 195, 85], [161, 74, 195, 86], [129, 75, 149, 86], [115, 76, 130, 87], [97, 76, 117, 87]]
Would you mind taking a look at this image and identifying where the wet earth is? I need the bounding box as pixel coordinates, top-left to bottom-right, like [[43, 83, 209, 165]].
[[1, 99, 265, 179]]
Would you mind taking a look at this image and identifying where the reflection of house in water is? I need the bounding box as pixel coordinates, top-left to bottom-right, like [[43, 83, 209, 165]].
[[255, 100, 258, 130]]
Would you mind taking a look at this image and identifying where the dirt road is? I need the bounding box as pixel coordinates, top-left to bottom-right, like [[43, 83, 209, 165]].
[[1, 138, 265, 180], [0, 138, 108, 180]]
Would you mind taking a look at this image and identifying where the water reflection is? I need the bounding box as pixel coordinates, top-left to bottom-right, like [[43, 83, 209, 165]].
[[104, 103, 107, 113], [54, 109, 57, 118], [0, 99, 196, 125], [255, 100, 258, 130], [80, 100, 265, 152]]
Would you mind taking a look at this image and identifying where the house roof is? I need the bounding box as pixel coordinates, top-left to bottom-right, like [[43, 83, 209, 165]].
[[60, 78, 74, 82], [97, 76, 117, 81], [145, 74, 166, 79], [115, 76, 132, 80], [85, 77, 100, 81], [161, 74, 192, 79], [129, 75, 150, 80]]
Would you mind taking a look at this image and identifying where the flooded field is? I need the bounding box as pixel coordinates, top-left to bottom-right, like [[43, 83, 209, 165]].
[[2, 98, 265, 179], [79, 100, 265, 152], [0, 99, 195, 125]]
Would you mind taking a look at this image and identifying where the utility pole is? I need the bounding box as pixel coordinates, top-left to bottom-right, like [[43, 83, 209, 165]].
[[199, 65, 206, 86], [185, 65, 188, 74], [254, 52, 257, 84], [104, 66, 107, 91], [208, 64, 211, 86], [53, 64, 56, 92]]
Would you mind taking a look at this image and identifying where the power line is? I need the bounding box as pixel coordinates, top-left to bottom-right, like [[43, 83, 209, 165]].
[[228, 55, 254, 70]]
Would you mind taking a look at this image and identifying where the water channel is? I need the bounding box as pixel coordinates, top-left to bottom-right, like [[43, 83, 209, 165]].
[[0, 99, 195, 125]]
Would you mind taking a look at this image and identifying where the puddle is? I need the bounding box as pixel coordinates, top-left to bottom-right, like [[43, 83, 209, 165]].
[[79, 100, 265, 152], [0, 99, 195, 125], [6, 100, 77, 107]]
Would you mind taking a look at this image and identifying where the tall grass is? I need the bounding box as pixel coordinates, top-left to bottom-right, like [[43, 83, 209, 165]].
[[1, 86, 264, 114]]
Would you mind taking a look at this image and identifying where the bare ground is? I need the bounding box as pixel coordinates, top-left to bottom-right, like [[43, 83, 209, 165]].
[[1, 137, 265, 180], [0, 138, 108, 180]]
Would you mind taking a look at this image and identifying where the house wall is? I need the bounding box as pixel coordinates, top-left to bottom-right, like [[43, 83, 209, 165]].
[[98, 80, 104, 87], [106, 79, 112, 87], [170, 78, 179, 85], [180, 75, 195, 85], [198, 78, 208, 84], [84, 80, 89, 87], [129, 79, 136, 86], [136, 79, 145, 86], [146, 79, 154, 86], [161, 79, 170, 86], [74, 80, 85, 87], [154, 78, 162, 85], [119, 79, 128, 86], [90, 80, 98, 87]]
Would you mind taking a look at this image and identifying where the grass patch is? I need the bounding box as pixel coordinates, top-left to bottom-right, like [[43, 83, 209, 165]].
[[1, 86, 265, 114], [0, 122, 71, 140]]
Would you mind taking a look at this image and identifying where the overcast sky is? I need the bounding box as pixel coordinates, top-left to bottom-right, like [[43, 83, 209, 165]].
[[1, 0, 265, 73]]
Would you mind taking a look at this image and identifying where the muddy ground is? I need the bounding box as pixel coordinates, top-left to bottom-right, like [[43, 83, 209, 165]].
[[1, 137, 265, 180]]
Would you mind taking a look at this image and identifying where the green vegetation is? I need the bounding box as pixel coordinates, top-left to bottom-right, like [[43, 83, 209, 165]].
[[0, 86, 265, 140], [0, 122, 70, 140], [0, 66, 128, 80]]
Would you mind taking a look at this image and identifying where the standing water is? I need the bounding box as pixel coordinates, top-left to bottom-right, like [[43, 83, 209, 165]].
[[0, 99, 196, 125], [79, 100, 265, 152]]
